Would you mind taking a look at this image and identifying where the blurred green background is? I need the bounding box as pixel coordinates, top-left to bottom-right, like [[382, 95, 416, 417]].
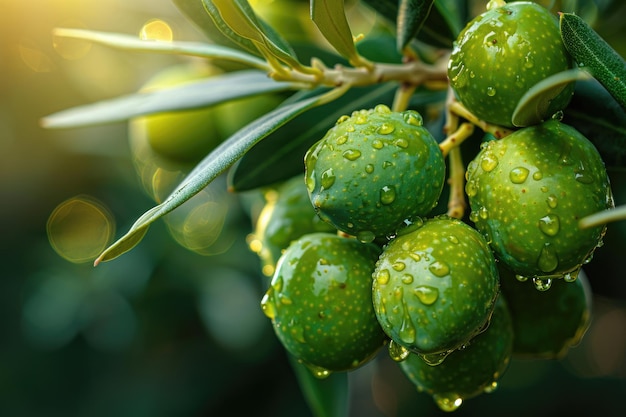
[[1, 0, 625, 416]]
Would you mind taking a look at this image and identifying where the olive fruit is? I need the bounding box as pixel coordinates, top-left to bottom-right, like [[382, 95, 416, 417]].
[[304, 104, 445, 242], [448, 1, 574, 127], [399, 296, 513, 412], [372, 216, 499, 360], [250, 176, 337, 277], [261, 233, 386, 376], [465, 120, 613, 283], [499, 264, 592, 359]]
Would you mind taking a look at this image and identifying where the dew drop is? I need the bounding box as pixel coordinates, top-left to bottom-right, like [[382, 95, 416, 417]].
[[574, 161, 594, 184], [382, 161, 393, 169], [486, 86, 496, 97], [278, 293, 293, 305], [403, 111, 423, 126], [448, 235, 459, 244], [469, 211, 480, 223], [538, 213, 560, 236], [583, 253, 594, 264], [272, 276, 284, 292], [375, 104, 392, 114], [510, 167, 529, 184], [335, 134, 348, 145], [346, 125, 355, 132], [394, 138, 408, 148], [399, 316, 416, 345], [343, 149, 362, 161], [563, 269, 580, 282], [290, 324, 306, 343], [546, 194, 558, 209], [413, 285, 439, 305], [532, 171, 543, 180], [260, 293, 276, 319], [483, 381, 499, 394], [480, 153, 499, 172], [388, 340, 410, 362], [380, 185, 396, 205], [354, 114, 368, 124], [378, 123, 396, 135], [320, 168, 336, 190], [537, 243, 558, 273], [372, 139, 384, 150], [479, 206, 489, 220], [306, 363, 332, 379], [466, 179, 478, 197], [392, 261, 406, 272], [336, 115, 349, 124], [401, 274, 414, 285], [533, 277, 552, 291], [523, 53, 534, 68], [376, 269, 391, 285], [357, 230, 376, 243], [515, 274, 528, 282], [409, 253, 422, 262], [559, 144, 574, 165], [429, 260, 450, 277], [365, 164, 375, 174], [419, 351, 450, 366]]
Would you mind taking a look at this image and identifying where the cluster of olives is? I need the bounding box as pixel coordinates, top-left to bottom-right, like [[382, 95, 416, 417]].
[[250, 1, 613, 412]]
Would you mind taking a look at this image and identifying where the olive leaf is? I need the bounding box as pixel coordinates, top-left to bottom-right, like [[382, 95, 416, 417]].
[[204, 0, 303, 69], [93, 87, 346, 264], [396, 0, 436, 52], [512, 68, 592, 127], [559, 12, 626, 109], [41, 70, 292, 128], [171, 0, 246, 50], [310, 0, 366, 66], [50, 28, 268, 69], [288, 355, 349, 417]]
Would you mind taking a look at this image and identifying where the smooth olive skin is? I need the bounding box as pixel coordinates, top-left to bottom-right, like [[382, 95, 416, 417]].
[[466, 120, 613, 280], [262, 233, 386, 374], [448, 1, 574, 128], [372, 216, 499, 356]]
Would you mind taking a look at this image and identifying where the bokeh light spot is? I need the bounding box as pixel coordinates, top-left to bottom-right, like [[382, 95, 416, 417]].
[[19, 39, 55, 73], [139, 19, 173, 41], [47, 196, 115, 263]]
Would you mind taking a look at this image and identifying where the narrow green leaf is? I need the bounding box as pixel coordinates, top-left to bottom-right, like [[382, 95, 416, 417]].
[[560, 12, 626, 109], [396, 0, 436, 52], [310, 0, 363, 66], [94, 88, 345, 264], [205, 0, 303, 69], [201, 0, 261, 55], [229, 85, 446, 190], [512, 68, 591, 127], [171, 0, 245, 49], [51, 28, 268, 69], [42, 70, 292, 128], [288, 355, 349, 417]]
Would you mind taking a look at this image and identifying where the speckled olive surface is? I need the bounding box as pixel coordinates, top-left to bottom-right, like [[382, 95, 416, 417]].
[[466, 120, 613, 281], [261, 233, 386, 375], [399, 296, 513, 412], [304, 104, 445, 242], [499, 264, 591, 359], [252, 176, 336, 276], [372, 216, 499, 357], [448, 1, 574, 127]]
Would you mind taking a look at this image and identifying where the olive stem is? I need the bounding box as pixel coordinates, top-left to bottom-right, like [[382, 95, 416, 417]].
[[579, 205, 626, 229], [439, 122, 474, 157], [392, 83, 418, 112], [271, 52, 450, 89], [448, 101, 514, 139], [447, 146, 467, 219]]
